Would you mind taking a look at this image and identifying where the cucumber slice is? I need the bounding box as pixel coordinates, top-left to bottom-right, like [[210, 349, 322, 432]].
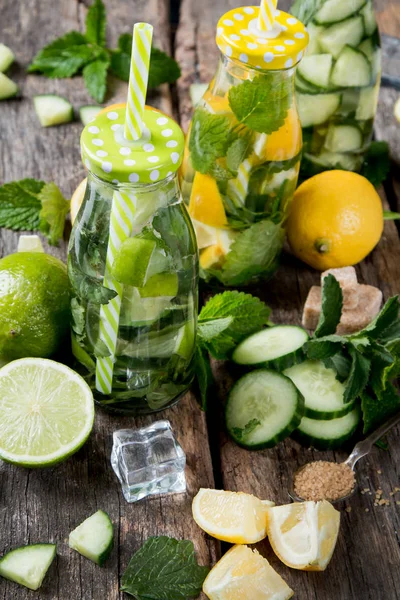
[[360, 2, 377, 36], [294, 406, 361, 449], [226, 370, 304, 450], [356, 84, 379, 120], [337, 88, 360, 116], [33, 94, 73, 127], [0, 43, 15, 72], [232, 326, 308, 370], [319, 16, 364, 58], [284, 360, 356, 420], [69, 510, 113, 566], [358, 37, 375, 61], [295, 73, 320, 95], [0, 544, 56, 590], [79, 105, 101, 125], [330, 46, 371, 88], [324, 124, 363, 153], [315, 0, 366, 25], [305, 23, 324, 55], [0, 72, 17, 100], [298, 55, 333, 89], [297, 93, 341, 128], [190, 83, 208, 107], [315, 150, 362, 171]]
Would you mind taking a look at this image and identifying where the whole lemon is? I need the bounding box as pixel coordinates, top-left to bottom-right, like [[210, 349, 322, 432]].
[[0, 253, 70, 361], [287, 170, 383, 270]]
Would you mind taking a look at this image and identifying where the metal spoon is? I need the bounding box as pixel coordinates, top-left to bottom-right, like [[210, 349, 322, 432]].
[[289, 411, 400, 504]]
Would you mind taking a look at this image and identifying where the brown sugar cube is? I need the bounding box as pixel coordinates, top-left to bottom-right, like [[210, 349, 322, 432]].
[[322, 267, 359, 310], [337, 285, 383, 334], [302, 286, 321, 330]]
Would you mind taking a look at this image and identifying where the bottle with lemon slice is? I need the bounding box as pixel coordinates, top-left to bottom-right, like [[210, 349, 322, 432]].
[[180, 2, 309, 286]]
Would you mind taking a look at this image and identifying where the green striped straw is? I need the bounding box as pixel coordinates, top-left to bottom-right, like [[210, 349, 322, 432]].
[[95, 23, 153, 395]]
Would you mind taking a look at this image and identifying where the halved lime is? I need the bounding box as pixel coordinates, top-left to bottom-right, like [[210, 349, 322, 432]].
[[17, 235, 44, 253], [0, 358, 94, 467]]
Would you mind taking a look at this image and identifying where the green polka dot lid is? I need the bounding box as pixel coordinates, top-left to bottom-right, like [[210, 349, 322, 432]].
[[81, 106, 185, 185]]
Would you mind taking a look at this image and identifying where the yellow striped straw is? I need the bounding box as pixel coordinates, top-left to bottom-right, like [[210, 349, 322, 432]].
[[124, 22, 153, 141], [257, 0, 278, 31]]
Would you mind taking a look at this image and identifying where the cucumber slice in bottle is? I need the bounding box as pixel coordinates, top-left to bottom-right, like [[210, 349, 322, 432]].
[[356, 84, 380, 120], [337, 88, 360, 116], [305, 23, 324, 55], [294, 406, 360, 449], [318, 16, 364, 58], [324, 124, 363, 153], [69, 510, 113, 566], [226, 370, 304, 450], [0, 544, 56, 590], [297, 93, 341, 128], [315, 150, 362, 171], [358, 37, 375, 61], [0, 43, 15, 72], [33, 94, 73, 126], [360, 2, 377, 36], [232, 326, 308, 370], [79, 105, 101, 125], [330, 46, 371, 88], [190, 83, 208, 107], [0, 72, 17, 99], [295, 73, 321, 95], [315, 0, 366, 25], [297, 55, 333, 89], [284, 360, 355, 420]]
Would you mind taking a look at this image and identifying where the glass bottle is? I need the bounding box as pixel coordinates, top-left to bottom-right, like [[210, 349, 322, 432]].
[[68, 106, 198, 415], [180, 6, 308, 287], [291, 0, 381, 175]]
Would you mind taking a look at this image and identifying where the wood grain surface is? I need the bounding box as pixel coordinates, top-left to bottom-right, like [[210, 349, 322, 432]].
[[1, 0, 400, 599]]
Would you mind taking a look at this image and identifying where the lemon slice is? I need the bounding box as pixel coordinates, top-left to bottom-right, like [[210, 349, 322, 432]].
[[189, 173, 228, 228], [203, 544, 294, 600], [266, 500, 340, 571], [192, 488, 273, 544]]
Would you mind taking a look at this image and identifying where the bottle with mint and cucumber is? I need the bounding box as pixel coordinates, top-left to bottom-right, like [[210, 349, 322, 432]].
[[180, 5, 309, 287], [291, 0, 381, 175], [68, 105, 198, 414]]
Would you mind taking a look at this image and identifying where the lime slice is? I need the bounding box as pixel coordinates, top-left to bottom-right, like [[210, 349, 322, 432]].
[[174, 320, 195, 359], [17, 235, 44, 253], [138, 273, 179, 298], [111, 238, 156, 287], [0, 358, 94, 467], [119, 288, 173, 326]]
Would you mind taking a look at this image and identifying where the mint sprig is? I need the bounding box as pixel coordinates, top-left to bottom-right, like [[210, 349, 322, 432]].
[[314, 274, 343, 338]]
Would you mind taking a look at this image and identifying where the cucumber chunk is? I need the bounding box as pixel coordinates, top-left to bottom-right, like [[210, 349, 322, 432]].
[[314, 150, 362, 171], [360, 2, 377, 36], [297, 93, 341, 128], [294, 406, 361, 449], [358, 37, 375, 61], [298, 55, 333, 89], [79, 105, 101, 125], [356, 84, 379, 120], [69, 510, 113, 566], [315, 0, 366, 24], [0, 544, 56, 590], [0, 43, 15, 72], [337, 88, 360, 116], [190, 83, 208, 107], [226, 369, 304, 449], [330, 46, 371, 88], [232, 325, 308, 370], [0, 72, 18, 100], [295, 73, 320, 95], [305, 23, 324, 55], [284, 360, 355, 419], [319, 16, 364, 58], [33, 94, 73, 127], [324, 124, 363, 153]]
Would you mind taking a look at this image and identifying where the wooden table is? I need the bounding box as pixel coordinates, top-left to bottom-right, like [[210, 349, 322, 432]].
[[0, 1, 399, 598]]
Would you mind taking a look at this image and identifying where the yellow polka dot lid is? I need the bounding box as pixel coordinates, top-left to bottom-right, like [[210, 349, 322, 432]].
[[216, 5, 308, 70], [81, 106, 184, 185]]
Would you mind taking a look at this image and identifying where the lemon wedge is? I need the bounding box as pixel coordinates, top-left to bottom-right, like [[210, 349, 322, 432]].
[[203, 544, 293, 600], [189, 173, 228, 228], [266, 500, 340, 571], [192, 488, 273, 544]]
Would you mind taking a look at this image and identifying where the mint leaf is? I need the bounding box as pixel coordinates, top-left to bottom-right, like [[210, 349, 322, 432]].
[[232, 418, 261, 441], [197, 316, 234, 342], [85, 0, 106, 46], [361, 384, 400, 434], [354, 296, 400, 340], [83, 58, 109, 102], [360, 141, 390, 188], [343, 346, 371, 404], [120, 536, 209, 600], [68, 263, 117, 304], [148, 47, 181, 88], [290, 0, 322, 23], [306, 334, 345, 360], [28, 44, 95, 78], [314, 274, 343, 338], [324, 351, 352, 382], [194, 346, 214, 411], [383, 210, 400, 220], [226, 136, 251, 173], [38, 182, 70, 245], [228, 75, 291, 134], [189, 109, 231, 174], [0, 179, 43, 231], [28, 31, 88, 73]]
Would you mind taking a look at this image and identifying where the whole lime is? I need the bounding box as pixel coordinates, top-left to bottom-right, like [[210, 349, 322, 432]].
[[0, 252, 70, 361]]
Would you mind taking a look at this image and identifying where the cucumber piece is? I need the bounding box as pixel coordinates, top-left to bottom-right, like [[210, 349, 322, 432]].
[[315, 0, 366, 25], [330, 46, 371, 87], [319, 16, 364, 58], [324, 124, 363, 153], [0, 43, 15, 72], [33, 94, 73, 127], [360, 2, 377, 36], [297, 93, 341, 128], [232, 326, 308, 370], [358, 37, 375, 61], [0, 544, 56, 590], [226, 369, 304, 450], [305, 23, 324, 55], [297, 55, 333, 89], [79, 105, 101, 125], [284, 360, 355, 419], [295, 73, 320, 95], [190, 83, 208, 107], [0, 72, 17, 99], [315, 150, 362, 171], [337, 88, 360, 116], [294, 406, 361, 449], [355, 84, 379, 121], [69, 510, 113, 566]]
